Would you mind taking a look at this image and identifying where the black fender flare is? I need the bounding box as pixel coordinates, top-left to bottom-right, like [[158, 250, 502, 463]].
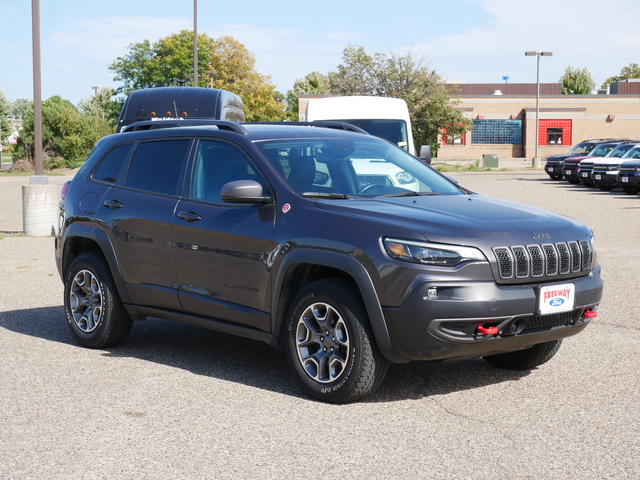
[[60, 223, 132, 305], [272, 248, 408, 363]]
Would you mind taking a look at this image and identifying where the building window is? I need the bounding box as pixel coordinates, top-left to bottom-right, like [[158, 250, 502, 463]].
[[539, 119, 572, 146], [442, 128, 466, 146], [471, 119, 522, 144], [547, 128, 563, 145]]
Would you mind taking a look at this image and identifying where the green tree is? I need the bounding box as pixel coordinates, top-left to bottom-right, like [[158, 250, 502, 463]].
[[78, 87, 121, 132], [11, 98, 32, 121], [14, 96, 100, 168], [109, 31, 286, 121], [602, 63, 640, 88], [285, 71, 331, 120], [0, 92, 12, 145], [560, 66, 595, 94], [327, 45, 471, 153]]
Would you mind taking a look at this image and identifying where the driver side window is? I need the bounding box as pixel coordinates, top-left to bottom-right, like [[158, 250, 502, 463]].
[[190, 140, 265, 203]]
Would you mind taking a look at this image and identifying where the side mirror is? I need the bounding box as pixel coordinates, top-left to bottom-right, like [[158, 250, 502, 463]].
[[220, 180, 273, 204], [419, 145, 432, 165]]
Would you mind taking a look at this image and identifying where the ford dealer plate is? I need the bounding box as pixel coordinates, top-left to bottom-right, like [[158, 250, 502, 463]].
[[539, 284, 575, 315]]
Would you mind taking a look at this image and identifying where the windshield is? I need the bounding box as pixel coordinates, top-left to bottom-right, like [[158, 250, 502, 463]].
[[606, 144, 636, 158], [254, 136, 462, 198], [568, 143, 595, 155], [621, 146, 640, 159], [590, 145, 616, 157], [322, 119, 409, 151]]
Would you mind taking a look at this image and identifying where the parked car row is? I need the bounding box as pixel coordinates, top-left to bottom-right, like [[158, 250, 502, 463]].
[[545, 139, 640, 194]]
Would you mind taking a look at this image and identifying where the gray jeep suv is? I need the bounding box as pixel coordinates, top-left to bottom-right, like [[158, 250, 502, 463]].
[[55, 121, 603, 402]]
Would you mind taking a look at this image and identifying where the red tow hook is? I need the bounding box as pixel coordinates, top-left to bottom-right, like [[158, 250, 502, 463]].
[[477, 324, 499, 335], [583, 308, 597, 319]]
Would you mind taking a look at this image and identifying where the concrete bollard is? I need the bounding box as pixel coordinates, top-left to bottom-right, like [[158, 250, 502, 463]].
[[22, 183, 61, 236]]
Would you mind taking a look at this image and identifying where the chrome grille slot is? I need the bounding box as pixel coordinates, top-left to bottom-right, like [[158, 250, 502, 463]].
[[543, 244, 558, 275], [579, 240, 591, 270], [493, 240, 592, 281], [494, 247, 513, 278], [512, 246, 529, 278], [528, 245, 544, 277], [568, 241, 581, 272], [556, 243, 570, 274]]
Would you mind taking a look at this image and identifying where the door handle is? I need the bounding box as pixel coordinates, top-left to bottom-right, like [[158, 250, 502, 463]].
[[103, 200, 123, 210], [178, 211, 202, 222]]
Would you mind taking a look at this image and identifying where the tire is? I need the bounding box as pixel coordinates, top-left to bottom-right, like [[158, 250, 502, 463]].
[[566, 177, 581, 185], [548, 174, 563, 181], [63, 251, 132, 349], [597, 184, 614, 192], [482, 339, 562, 370], [622, 185, 639, 195], [285, 279, 389, 403]]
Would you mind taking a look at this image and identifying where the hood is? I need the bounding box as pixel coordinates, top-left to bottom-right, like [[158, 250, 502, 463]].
[[546, 153, 576, 161], [563, 155, 592, 163], [315, 194, 590, 249]]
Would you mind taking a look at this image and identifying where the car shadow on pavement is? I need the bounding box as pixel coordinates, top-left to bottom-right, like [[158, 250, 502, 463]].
[[0, 306, 530, 403]]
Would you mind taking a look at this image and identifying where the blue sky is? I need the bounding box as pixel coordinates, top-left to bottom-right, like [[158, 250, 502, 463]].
[[1, 0, 640, 105]]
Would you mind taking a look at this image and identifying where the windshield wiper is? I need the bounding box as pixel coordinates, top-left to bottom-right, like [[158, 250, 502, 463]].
[[301, 192, 351, 199], [375, 191, 439, 198]]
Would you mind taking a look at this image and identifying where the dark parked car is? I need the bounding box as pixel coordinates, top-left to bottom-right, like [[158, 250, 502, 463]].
[[563, 141, 627, 185], [591, 143, 640, 191], [617, 159, 640, 194], [55, 121, 603, 403], [544, 139, 616, 180]]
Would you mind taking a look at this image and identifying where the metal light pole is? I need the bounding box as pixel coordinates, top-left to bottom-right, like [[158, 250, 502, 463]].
[[32, 0, 43, 178], [525, 51, 553, 160], [193, 0, 198, 87]]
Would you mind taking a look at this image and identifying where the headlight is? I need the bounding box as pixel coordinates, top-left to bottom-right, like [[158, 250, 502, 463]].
[[384, 238, 487, 266]]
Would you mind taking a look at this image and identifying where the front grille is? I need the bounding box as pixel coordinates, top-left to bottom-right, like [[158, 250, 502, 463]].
[[619, 166, 636, 173], [520, 311, 577, 334], [493, 241, 592, 280]]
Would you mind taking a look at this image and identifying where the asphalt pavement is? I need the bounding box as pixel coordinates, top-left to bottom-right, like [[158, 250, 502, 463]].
[[0, 170, 638, 479]]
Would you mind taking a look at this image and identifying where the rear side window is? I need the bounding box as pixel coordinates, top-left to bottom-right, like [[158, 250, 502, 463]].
[[125, 140, 190, 195], [92, 144, 133, 183]]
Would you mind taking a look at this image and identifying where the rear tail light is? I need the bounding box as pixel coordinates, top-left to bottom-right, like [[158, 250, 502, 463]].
[[60, 181, 70, 199]]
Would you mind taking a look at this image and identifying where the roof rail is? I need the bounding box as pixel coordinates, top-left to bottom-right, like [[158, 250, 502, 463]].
[[121, 119, 248, 135], [246, 121, 369, 135], [580, 138, 630, 143]]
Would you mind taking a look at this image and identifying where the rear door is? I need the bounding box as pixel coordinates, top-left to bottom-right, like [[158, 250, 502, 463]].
[[97, 138, 192, 310]]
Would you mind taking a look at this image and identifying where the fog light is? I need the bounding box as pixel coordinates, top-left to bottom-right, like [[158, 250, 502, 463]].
[[425, 287, 438, 300]]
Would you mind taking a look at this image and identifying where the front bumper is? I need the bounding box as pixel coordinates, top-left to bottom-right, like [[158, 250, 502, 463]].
[[545, 164, 563, 177], [564, 166, 580, 181], [382, 267, 603, 362], [618, 172, 640, 187], [593, 171, 617, 188]]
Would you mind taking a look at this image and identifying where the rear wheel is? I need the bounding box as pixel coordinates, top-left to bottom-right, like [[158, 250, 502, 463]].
[[285, 279, 388, 403], [482, 340, 562, 370], [63, 252, 132, 348]]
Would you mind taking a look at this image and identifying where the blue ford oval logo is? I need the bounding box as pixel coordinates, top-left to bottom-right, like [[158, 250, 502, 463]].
[[549, 298, 565, 307]]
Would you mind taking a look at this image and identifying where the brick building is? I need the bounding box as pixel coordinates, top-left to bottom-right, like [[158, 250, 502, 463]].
[[439, 80, 640, 160]]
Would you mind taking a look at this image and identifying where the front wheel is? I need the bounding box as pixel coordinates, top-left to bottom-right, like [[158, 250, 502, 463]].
[[482, 340, 562, 370], [285, 279, 389, 403], [622, 185, 639, 195], [63, 251, 132, 349]]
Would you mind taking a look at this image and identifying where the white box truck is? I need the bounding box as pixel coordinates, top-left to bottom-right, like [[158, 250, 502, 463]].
[[303, 96, 431, 163]]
